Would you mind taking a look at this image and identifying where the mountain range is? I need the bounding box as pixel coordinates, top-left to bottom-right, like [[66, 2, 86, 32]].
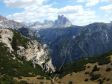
[[28, 15, 72, 30], [0, 15, 25, 29], [0, 15, 112, 83], [31, 22, 112, 68], [1, 15, 112, 68]]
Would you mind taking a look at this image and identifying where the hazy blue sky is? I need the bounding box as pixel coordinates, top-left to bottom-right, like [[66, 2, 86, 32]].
[[0, 0, 112, 25]]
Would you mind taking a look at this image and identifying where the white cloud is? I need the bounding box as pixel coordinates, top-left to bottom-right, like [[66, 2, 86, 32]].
[[59, 5, 83, 14], [75, 0, 85, 3], [7, 4, 58, 23], [70, 0, 101, 7], [86, 0, 101, 7], [4, 0, 109, 25], [4, 0, 45, 8], [70, 0, 112, 7], [7, 3, 96, 26], [100, 5, 112, 11], [66, 10, 97, 25], [109, 0, 112, 2]]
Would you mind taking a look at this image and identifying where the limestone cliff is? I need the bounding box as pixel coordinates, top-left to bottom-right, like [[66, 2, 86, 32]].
[[0, 28, 55, 72]]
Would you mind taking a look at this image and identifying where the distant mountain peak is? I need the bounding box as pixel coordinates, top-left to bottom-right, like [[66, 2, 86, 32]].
[[0, 15, 7, 21], [54, 15, 72, 28], [57, 15, 68, 21], [28, 15, 72, 29], [0, 15, 25, 29]]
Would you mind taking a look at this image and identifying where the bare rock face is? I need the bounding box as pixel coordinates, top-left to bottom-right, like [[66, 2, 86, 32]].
[[53, 15, 72, 28], [0, 28, 55, 72], [17, 40, 55, 72], [0, 15, 25, 29], [0, 29, 13, 52]]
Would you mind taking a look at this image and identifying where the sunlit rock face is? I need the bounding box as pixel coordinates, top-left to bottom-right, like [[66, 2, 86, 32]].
[[17, 40, 55, 72], [0, 29, 55, 72], [0, 29, 14, 52]]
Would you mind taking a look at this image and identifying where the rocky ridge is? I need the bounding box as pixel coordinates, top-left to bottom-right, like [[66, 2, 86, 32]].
[[28, 15, 72, 30], [0, 15, 25, 29]]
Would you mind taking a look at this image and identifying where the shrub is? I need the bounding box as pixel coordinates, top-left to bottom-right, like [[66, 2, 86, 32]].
[[68, 81, 73, 84], [92, 65, 100, 72], [84, 78, 88, 82], [97, 79, 103, 84], [90, 73, 101, 80], [106, 78, 110, 81], [87, 66, 90, 68], [19, 80, 28, 84], [40, 82, 44, 84], [106, 67, 111, 72], [85, 72, 89, 74]]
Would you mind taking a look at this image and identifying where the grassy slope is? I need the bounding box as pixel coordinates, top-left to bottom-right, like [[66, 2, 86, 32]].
[[58, 51, 111, 78]]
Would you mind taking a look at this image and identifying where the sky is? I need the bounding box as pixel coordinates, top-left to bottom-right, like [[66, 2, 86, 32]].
[[0, 0, 112, 25]]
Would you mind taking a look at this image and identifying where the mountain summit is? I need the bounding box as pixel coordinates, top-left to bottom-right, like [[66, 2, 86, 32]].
[[53, 15, 72, 28], [28, 15, 72, 29]]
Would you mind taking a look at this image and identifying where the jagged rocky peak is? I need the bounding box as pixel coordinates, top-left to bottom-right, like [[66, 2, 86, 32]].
[[0, 15, 25, 29], [0, 15, 7, 21], [0, 28, 55, 72], [28, 15, 72, 29], [54, 15, 72, 28]]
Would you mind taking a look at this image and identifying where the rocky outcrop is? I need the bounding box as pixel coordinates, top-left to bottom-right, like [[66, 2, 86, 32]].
[[17, 40, 55, 72], [0, 28, 55, 72], [0, 29, 14, 52]]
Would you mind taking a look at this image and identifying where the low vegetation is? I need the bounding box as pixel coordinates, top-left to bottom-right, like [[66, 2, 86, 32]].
[[58, 51, 111, 77], [11, 30, 29, 50]]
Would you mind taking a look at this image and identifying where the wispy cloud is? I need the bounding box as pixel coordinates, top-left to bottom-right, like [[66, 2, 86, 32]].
[[86, 0, 101, 7]]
